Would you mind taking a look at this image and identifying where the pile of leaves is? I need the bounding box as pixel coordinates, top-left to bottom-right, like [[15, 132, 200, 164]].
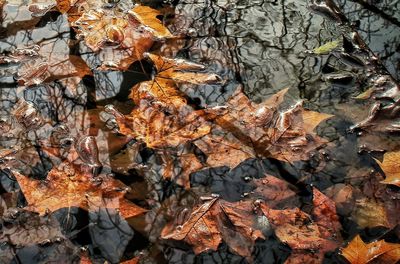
[[0, 0, 400, 263]]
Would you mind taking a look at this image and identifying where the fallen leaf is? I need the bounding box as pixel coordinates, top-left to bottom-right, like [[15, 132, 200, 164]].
[[341, 235, 400, 264], [250, 175, 297, 208], [352, 198, 391, 228], [375, 151, 400, 187], [129, 5, 173, 38], [313, 40, 340, 55], [161, 198, 264, 258], [12, 162, 147, 219], [206, 87, 332, 164], [312, 188, 342, 240], [71, 5, 173, 70], [105, 101, 213, 149]]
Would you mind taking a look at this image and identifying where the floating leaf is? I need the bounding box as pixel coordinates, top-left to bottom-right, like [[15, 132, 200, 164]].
[[313, 40, 340, 55]]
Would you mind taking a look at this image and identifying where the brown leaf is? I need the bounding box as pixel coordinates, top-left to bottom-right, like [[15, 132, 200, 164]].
[[158, 151, 203, 189], [70, 5, 173, 70], [375, 151, 400, 187], [161, 198, 264, 258], [129, 5, 173, 38], [312, 188, 342, 240], [194, 132, 255, 169], [251, 175, 297, 208], [352, 198, 391, 228], [260, 189, 342, 261], [341, 235, 400, 264], [6, 42, 91, 86], [12, 163, 147, 219], [106, 101, 213, 149], [210, 87, 332, 164]]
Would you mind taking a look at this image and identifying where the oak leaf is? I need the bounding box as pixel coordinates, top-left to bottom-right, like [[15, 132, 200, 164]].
[[12, 163, 147, 219], [161, 197, 265, 258], [341, 235, 400, 264]]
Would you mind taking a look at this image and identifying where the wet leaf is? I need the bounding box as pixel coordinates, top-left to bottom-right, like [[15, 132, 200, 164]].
[[375, 151, 400, 187], [129, 5, 173, 38], [341, 235, 400, 264], [70, 5, 173, 70], [352, 198, 391, 228], [208, 87, 332, 164], [0, 210, 64, 246], [313, 40, 340, 55], [12, 163, 147, 219], [161, 198, 264, 258]]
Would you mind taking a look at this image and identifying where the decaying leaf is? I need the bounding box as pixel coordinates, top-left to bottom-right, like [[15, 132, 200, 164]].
[[250, 175, 297, 208], [130, 54, 222, 108], [341, 235, 400, 264], [352, 198, 391, 228], [260, 187, 342, 262], [1, 40, 91, 87], [12, 163, 147, 219], [161, 197, 265, 258], [70, 5, 173, 70], [0, 210, 64, 247], [375, 151, 400, 187], [108, 55, 224, 148], [200, 86, 333, 164], [157, 150, 203, 189], [105, 102, 214, 149]]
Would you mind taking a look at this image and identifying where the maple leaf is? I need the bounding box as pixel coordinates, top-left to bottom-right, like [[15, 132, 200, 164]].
[[340, 235, 400, 264], [374, 151, 400, 187], [195, 87, 333, 165], [260, 187, 342, 262], [156, 148, 204, 189], [70, 5, 172, 70], [107, 55, 223, 148], [161, 197, 265, 259], [130, 54, 222, 108], [105, 102, 214, 149], [12, 162, 147, 219]]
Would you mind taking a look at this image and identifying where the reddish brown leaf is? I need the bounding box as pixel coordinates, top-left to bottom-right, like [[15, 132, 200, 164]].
[[162, 198, 264, 258], [251, 175, 297, 208], [312, 188, 342, 240]]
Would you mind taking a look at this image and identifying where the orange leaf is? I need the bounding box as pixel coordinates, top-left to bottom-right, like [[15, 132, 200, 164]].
[[12, 163, 147, 219], [341, 235, 400, 264]]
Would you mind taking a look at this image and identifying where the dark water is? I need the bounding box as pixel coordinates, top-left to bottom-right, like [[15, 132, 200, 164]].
[[0, 0, 400, 263]]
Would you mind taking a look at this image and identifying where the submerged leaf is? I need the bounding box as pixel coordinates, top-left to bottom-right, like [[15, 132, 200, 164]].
[[12, 163, 147, 219], [162, 198, 264, 258]]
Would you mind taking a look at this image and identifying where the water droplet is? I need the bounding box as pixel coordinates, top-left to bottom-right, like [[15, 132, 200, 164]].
[[76, 136, 102, 169]]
